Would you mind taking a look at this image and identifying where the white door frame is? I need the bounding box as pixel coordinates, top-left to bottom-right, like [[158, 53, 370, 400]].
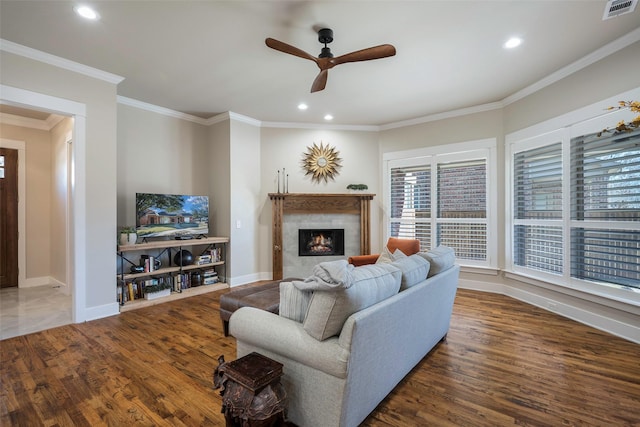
[[1, 84, 88, 322]]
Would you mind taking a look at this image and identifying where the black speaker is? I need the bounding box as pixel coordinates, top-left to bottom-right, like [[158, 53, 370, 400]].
[[173, 249, 193, 266]]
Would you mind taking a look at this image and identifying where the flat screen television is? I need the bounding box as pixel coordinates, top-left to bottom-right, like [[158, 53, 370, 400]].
[[136, 192, 209, 239]]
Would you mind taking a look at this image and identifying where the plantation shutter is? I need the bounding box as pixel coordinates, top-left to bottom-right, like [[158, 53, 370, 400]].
[[389, 164, 431, 250], [436, 159, 487, 260], [512, 142, 564, 274], [570, 129, 640, 289]]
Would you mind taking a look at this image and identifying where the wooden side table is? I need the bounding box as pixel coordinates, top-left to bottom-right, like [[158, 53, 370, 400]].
[[213, 352, 290, 427]]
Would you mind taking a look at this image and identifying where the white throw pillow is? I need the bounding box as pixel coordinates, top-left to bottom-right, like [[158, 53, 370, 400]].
[[376, 246, 407, 264]]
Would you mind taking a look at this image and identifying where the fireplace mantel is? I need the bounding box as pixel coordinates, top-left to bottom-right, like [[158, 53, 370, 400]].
[[269, 193, 375, 280]]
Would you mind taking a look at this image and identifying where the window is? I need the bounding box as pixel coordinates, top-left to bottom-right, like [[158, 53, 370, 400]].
[[384, 139, 497, 268], [508, 113, 640, 300], [513, 142, 563, 275], [570, 130, 640, 289]]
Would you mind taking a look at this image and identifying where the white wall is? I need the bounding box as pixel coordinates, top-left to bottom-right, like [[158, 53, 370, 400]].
[[116, 104, 209, 227], [258, 127, 381, 278], [50, 117, 73, 285], [228, 119, 262, 284]]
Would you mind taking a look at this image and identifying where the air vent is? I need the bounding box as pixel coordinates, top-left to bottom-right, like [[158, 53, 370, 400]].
[[603, 0, 637, 19]]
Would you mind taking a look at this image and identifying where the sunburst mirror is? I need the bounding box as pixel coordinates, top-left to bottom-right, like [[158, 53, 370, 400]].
[[302, 141, 342, 183]]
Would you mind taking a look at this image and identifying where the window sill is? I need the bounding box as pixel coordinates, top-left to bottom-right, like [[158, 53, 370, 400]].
[[504, 270, 640, 314]]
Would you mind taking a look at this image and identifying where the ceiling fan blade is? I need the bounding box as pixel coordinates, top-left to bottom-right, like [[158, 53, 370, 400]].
[[311, 69, 328, 93], [331, 44, 396, 66], [265, 38, 318, 63]]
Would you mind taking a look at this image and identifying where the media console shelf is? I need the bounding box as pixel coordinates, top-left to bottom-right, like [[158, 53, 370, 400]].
[[117, 236, 229, 312]]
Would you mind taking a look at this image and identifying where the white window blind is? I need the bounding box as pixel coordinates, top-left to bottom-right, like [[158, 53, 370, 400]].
[[570, 129, 640, 289], [389, 164, 431, 250], [509, 125, 640, 292], [386, 140, 496, 268], [437, 160, 487, 261], [512, 143, 564, 275]]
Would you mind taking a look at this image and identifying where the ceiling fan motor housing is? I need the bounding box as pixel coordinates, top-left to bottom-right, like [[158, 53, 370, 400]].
[[318, 28, 334, 58], [318, 28, 333, 44]]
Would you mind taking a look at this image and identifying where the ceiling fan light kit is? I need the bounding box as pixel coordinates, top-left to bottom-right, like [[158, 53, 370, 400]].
[[266, 28, 396, 93]]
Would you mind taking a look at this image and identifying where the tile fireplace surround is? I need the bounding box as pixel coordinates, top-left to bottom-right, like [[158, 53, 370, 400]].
[[269, 193, 374, 280]]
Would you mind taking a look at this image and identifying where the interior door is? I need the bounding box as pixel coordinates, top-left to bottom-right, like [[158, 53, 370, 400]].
[[0, 148, 19, 287]]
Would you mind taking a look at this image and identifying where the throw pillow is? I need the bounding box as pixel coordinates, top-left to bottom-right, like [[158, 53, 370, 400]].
[[418, 245, 456, 277], [279, 281, 312, 323], [391, 254, 430, 290], [303, 263, 401, 341], [375, 246, 407, 264]]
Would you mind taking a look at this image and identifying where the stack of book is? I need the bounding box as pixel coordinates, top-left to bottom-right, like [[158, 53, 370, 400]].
[[203, 268, 219, 285], [196, 254, 212, 265]]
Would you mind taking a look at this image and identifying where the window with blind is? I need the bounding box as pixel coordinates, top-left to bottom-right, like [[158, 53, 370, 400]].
[[509, 126, 640, 293], [513, 142, 563, 275], [570, 129, 640, 289], [386, 140, 496, 268]]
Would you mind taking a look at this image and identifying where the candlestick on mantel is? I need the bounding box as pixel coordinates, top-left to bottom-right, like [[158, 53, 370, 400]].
[[286, 174, 289, 193], [277, 170, 280, 193]]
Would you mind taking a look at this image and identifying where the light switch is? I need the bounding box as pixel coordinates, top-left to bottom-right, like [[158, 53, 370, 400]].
[[236, 220, 242, 229]]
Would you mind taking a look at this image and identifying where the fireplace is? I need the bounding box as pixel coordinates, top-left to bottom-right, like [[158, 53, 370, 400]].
[[298, 229, 345, 257]]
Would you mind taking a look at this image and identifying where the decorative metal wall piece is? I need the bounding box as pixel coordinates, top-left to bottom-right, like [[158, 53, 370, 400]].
[[302, 141, 342, 183]]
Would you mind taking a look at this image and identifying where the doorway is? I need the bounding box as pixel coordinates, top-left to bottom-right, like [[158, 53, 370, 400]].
[[1, 85, 87, 332], [0, 114, 73, 338]]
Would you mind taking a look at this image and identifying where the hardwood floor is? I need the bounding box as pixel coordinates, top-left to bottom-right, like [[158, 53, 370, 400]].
[[1, 287, 639, 426]]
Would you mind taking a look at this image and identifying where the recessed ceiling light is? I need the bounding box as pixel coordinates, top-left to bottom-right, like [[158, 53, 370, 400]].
[[298, 103, 308, 110], [324, 114, 333, 121], [504, 37, 522, 49], [74, 5, 99, 20]]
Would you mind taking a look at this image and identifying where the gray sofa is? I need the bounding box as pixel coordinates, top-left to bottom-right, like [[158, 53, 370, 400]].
[[230, 249, 460, 427]]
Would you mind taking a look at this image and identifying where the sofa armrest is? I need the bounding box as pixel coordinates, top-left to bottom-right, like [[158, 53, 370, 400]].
[[348, 254, 379, 266], [230, 307, 350, 378]]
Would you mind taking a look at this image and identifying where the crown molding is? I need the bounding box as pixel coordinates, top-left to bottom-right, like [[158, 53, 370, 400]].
[[204, 111, 262, 127], [380, 102, 503, 131], [0, 112, 49, 130], [502, 27, 640, 107], [0, 39, 124, 85], [0, 111, 66, 131], [117, 96, 209, 125], [261, 120, 379, 132]]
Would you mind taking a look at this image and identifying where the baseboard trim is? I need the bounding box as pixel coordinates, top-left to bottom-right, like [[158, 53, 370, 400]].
[[459, 279, 640, 344], [83, 302, 119, 322], [229, 272, 273, 287], [22, 276, 68, 289]]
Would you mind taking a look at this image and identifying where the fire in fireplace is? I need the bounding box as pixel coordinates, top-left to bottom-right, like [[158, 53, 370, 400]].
[[298, 229, 345, 256]]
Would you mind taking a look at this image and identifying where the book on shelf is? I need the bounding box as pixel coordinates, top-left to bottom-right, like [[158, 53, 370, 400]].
[[173, 272, 192, 290], [203, 276, 219, 285], [197, 254, 212, 265]]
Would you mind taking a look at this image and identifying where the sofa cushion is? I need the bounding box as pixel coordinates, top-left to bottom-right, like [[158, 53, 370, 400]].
[[391, 254, 430, 290], [279, 281, 312, 323], [418, 245, 456, 277], [303, 263, 401, 341]]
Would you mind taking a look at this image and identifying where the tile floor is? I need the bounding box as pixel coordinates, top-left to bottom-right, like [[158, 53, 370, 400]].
[[0, 284, 72, 340]]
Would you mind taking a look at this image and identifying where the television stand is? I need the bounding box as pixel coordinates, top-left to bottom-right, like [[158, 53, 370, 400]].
[[116, 236, 229, 311]]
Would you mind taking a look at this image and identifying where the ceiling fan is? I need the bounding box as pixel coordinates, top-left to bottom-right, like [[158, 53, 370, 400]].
[[265, 28, 396, 93]]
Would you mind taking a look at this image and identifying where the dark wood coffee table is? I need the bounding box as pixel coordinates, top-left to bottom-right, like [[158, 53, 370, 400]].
[[214, 352, 294, 426]]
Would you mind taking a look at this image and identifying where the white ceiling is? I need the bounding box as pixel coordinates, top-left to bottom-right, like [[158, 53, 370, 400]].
[[1, 1, 639, 126]]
